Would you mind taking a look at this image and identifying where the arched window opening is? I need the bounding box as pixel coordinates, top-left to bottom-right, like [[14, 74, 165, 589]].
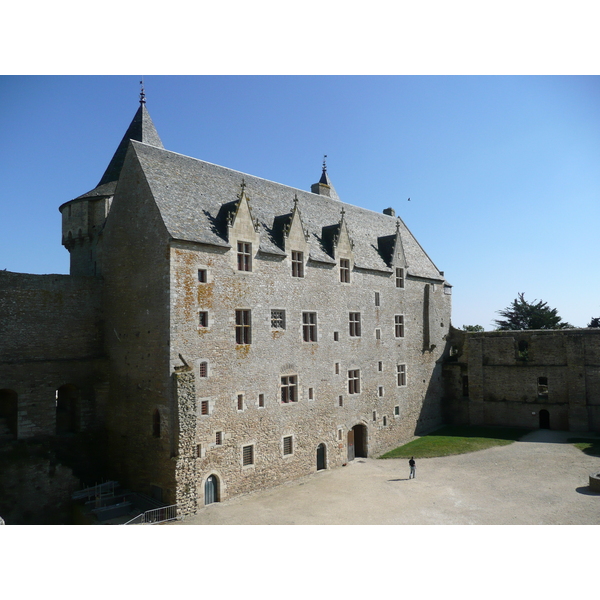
[[152, 409, 161, 438], [56, 384, 79, 435], [0, 389, 18, 439]]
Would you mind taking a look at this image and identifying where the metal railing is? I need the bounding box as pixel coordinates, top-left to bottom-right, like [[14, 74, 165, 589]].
[[123, 504, 179, 525]]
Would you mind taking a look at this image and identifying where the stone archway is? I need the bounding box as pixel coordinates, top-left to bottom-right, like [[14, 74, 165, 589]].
[[539, 409, 550, 429], [205, 475, 220, 505]]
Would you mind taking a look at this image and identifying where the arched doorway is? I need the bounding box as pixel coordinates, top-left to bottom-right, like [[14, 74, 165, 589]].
[[205, 475, 219, 505], [56, 385, 79, 435], [348, 424, 368, 461], [316, 443, 326, 471], [539, 409, 550, 429], [0, 389, 18, 439]]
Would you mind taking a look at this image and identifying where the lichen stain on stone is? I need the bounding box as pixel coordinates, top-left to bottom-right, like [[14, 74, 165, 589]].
[[173, 249, 196, 321], [235, 344, 251, 359], [197, 281, 214, 307], [271, 330, 284, 340]]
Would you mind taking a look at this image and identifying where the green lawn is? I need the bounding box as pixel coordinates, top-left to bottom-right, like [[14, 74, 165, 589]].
[[379, 425, 532, 459], [568, 436, 600, 458]]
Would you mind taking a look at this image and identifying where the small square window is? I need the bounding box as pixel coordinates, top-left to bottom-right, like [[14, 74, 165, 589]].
[[242, 444, 254, 466], [271, 309, 286, 329], [283, 435, 293, 455], [198, 269, 207, 283], [215, 431, 223, 445], [201, 400, 209, 415], [199, 311, 209, 328]]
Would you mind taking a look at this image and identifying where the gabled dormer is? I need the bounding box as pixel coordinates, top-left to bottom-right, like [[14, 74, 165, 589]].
[[284, 195, 310, 277], [378, 220, 408, 288], [226, 180, 261, 272], [322, 208, 355, 283]]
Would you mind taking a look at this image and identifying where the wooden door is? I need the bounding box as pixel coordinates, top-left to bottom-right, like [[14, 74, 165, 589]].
[[347, 430, 355, 461]]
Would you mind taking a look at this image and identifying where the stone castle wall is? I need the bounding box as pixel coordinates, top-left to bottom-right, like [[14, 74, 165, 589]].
[[443, 328, 600, 432]]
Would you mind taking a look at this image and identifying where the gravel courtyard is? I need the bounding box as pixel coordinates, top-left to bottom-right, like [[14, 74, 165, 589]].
[[175, 430, 600, 525]]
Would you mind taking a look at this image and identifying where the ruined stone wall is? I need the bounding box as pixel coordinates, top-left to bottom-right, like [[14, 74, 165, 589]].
[[170, 241, 451, 509], [0, 271, 108, 438], [444, 328, 600, 432]]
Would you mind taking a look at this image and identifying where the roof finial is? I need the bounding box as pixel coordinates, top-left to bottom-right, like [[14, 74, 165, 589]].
[[139, 79, 146, 104], [322, 154, 327, 173]]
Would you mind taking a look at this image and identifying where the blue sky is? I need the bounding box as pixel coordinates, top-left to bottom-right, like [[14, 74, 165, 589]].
[[1, 75, 599, 329]]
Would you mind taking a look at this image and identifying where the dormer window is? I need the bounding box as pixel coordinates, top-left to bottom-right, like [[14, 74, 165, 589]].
[[237, 242, 252, 272], [291, 251, 304, 278], [340, 258, 350, 283]]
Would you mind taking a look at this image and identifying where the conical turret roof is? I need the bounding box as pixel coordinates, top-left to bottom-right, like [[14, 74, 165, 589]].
[[74, 102, 163, 200]]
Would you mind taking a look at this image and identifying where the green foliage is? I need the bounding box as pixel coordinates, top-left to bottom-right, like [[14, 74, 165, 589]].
[[588, 317, 600, 328], [379, 425, 531, 459], [462, 324, 484, 332], [568, 436, 600, 457], [494, 293, 573, 330]]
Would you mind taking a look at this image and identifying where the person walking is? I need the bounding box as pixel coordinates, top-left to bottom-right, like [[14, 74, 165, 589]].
[[409, 456, 416, 479]]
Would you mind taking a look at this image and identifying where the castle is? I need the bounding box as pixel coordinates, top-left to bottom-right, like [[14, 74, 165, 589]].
[[2, 96, 597, 524], [0, 97, 452, 521]]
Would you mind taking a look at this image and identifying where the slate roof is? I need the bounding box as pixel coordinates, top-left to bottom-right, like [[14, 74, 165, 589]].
[[128, 141, 445, 281]]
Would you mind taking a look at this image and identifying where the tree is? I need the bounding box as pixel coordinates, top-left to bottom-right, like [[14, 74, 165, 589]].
[[494, 293, 573, 330], [588, 317, 600, 328], [462, 324, 484, 332]]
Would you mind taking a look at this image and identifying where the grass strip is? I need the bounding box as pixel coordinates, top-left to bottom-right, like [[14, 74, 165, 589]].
[[379, 425, 532, 459], [568, 436, 600, 458]]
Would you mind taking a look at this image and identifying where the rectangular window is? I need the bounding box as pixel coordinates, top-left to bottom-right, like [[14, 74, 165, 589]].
[[198, 269, 207, 283], [333, 331, 339, 342], [395, 314, 405, 338], [201, 400, 209, 415], [199, 361, 208, 378], [396, 267, 404, 288], [258, 393, 265, 408], [349, 312, 361, 337], [378, 361, 383, 372], [291, 251, 304, 278], [373, 410, 377, 422], [537, 377, 549, 399], [308, 387, 314, 400], [283, 436, 293, 455], [340, 258, 350, 283], [338, 396, 343, 407], [394, 405, 400, 416], [348, 369, 360, 394], [242, 444, 254, 466], [302, 312, 317, 342], [397, 364, 407, 387], [271, 309, 286, 330], [335, 362, 340, 375], [375, 328, 381, 340], [237, 394, 244, 411], [378, 386, 384, 397], [215, 431, 223, 445], [196, 444, 202, 458], [237, 242, 252, 272], [199, 311, 208, 328], [235, 309, 251, 344], [281, 375, 298, 403], [375, 291, 380, 307]]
